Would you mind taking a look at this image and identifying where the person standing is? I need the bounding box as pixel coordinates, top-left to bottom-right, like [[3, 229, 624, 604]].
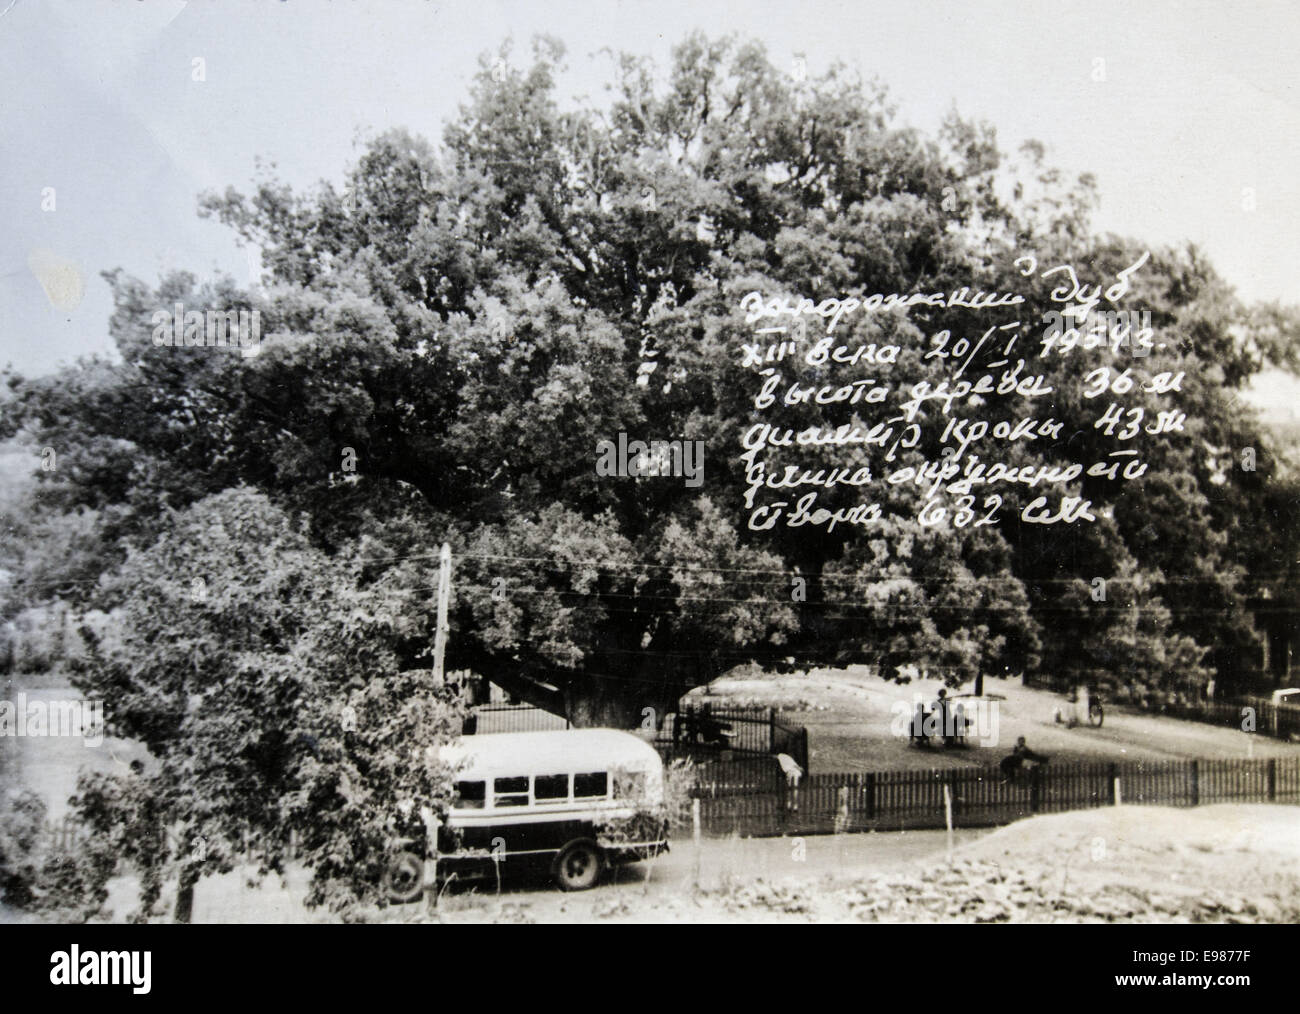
[[932, 687, 950, 745]]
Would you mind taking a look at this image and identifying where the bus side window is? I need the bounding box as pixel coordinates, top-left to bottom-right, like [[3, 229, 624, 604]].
[[534, 774, 570, 802], [494, 776, 529, 807], [574, 772, 608, 800], [454, 780, 486, 809]]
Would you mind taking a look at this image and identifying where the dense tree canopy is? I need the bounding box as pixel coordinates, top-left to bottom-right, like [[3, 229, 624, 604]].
[[72, 487, 464, 917], [4, 32, 1298, 735]]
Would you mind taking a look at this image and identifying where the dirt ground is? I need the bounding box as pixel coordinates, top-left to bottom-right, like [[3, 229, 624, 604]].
[[24, 803, 1289, 924], [3, 802, 1293, 925], [689, 667, 1300, 773], [366, 800, 1289, 925], [422, 803, 1300, 924]]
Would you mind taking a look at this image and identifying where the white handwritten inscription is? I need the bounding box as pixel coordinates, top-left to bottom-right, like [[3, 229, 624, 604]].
[[740, 287, 1026, 333], [737, 252, 1174, 531]]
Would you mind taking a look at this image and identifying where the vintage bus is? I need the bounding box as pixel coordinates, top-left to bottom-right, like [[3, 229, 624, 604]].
[[384, 729, 670, 900]]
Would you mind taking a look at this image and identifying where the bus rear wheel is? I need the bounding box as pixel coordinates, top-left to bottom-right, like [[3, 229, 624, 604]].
[[554, 841, 602, 891]]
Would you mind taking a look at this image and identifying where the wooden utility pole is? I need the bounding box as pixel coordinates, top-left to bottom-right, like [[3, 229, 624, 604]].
[[432, 542, 451, 685], [412, 543, 452, 914]]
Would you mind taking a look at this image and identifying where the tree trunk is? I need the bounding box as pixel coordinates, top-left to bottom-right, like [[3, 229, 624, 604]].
[[482, 657, 706, 731], [174, 868, 197, 924], [565, 673, 683, 731], [566, 683, 657, 730]]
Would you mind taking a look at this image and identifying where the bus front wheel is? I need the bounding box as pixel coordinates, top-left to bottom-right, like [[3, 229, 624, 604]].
[[554, 841, 603, 891], [383, 851, 425, 904]]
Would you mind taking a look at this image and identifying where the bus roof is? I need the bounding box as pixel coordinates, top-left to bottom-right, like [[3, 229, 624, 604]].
[[440, 729, 662, 779]]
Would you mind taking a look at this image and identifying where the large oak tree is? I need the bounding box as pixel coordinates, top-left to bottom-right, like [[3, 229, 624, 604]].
[[4, 33, 1296, 735]]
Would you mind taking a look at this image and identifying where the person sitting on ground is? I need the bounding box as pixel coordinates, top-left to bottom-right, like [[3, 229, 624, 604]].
[[999, 736, 1049, 781]]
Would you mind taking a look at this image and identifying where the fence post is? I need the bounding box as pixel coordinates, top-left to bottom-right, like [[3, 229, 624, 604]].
[[865, 772, 876, 821], [943, 783, 954, 857], [420, 808, 439, 914], [1107, 763, 1117, 805], [836, 786, 848, 834], [1029, 765, 1041, 813], [1190, 759, 1199, 807], [769, 708, 777, 754], [692, 798, 702, 887], [1267, 758, 1277, 801]]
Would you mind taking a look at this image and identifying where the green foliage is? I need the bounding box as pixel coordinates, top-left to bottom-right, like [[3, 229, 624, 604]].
[[0, 790, 47, 909], [0, 790, 115, 921], [69, 487, 463, 913], [661, 757, 698, 834]]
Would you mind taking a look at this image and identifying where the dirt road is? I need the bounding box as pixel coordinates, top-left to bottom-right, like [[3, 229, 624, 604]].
[[165, 826, 986, 923]]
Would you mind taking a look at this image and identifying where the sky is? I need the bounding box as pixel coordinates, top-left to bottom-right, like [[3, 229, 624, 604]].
[[2, 0, 1299, 412]]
